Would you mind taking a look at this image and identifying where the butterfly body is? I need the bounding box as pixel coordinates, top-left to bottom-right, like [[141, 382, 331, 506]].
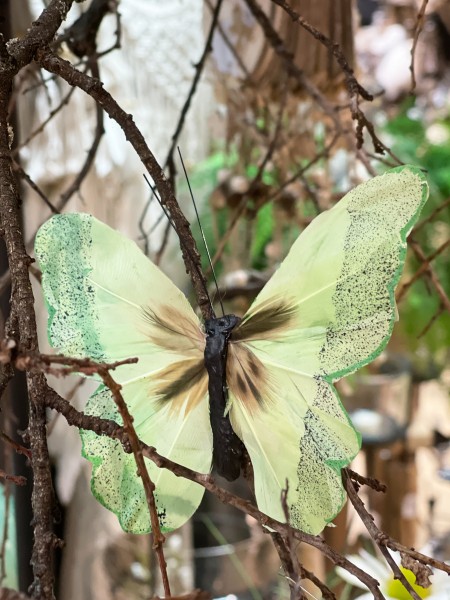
[[35, 165, 428, 535], [204, 314, 245, 481]]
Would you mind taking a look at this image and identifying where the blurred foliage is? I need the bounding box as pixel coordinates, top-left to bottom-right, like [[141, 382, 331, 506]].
[[385, 99, 450, 365], [186, 104, 450, 371]]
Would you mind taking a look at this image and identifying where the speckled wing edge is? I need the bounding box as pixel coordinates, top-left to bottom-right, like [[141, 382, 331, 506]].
[[35, 213, 211, 533], [228, 165, 428, 534]]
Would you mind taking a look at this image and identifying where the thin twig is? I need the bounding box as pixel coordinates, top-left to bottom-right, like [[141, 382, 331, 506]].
[[13, 161, 59, 214], [14, 83, 77, 153], [248, 76, 288, 193], [56, 60, 104, 211], [0, 470, 27, 486], [343, 471, 424, 600], [98, 367, 172, 597], [36, 48, 212, 320], [145, 0, 224, 259], [166, 0, 224, 172], [244, 0, 343, 134], [7, 350, 139, 378], [410, 0, 429, 91], [0, 431, 32, 461], [417, 305, 445, 338], [280, 482, 304, 600], [298, 564, 336, 600], [43, 390, 391, 599], [346, 469, 387, 493], [207, 134, 338, 274], [247, 0, 393, 153], [205, 0, 251, 78], [415, 197, 450, 232], [409, 240, 450, 313], [269, 0, 372, 101], [267, 133, 340, 203], [396, 239, 450, 302]]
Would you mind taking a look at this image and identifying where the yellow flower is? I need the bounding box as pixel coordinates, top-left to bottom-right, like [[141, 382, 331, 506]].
[[336, 549, 449, 599]]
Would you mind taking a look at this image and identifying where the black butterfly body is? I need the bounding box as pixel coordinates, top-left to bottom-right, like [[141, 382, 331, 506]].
[[204, 314, 245, 481]]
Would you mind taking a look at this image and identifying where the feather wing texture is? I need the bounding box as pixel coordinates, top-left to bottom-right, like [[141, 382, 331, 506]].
[[82, 381, 211, 533], [35, 213, 205, 382], [230, 166, 428, 534], [35, 213, 210, 533], [35, 166, 428, 536]]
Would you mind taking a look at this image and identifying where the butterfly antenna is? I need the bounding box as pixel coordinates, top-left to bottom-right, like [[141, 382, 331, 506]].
[[142, 174, 215, 316], [177, 147, 225, 317]]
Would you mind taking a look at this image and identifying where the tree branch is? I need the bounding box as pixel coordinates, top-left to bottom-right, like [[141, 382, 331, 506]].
[[35, 48, 212, 320]]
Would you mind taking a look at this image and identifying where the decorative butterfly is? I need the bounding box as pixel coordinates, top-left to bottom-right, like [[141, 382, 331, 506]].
[[35, 165, 428, 535]]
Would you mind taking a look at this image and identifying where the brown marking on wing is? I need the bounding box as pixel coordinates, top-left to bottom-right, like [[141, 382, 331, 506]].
[[232, 298, 297, 342], [141, 305, 205, 353], [152, 357, 208, 416], [227, 342, 274, 413]]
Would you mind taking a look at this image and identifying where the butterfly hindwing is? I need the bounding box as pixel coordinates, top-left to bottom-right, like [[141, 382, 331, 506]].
[[81, 382, 211, 533], [35, 213, 211, 533], [229, 165, 428, 534]]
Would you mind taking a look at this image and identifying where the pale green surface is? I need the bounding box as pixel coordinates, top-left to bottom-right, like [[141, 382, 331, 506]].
[[82, 384, 211, 532], [0, 484, 18, 589], [231, 165, 428, 533], [35, 166, 428, 535], [36, 213, 211, 533]]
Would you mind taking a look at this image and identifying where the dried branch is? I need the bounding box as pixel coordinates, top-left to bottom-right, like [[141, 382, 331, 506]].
[[205, 0, 251, 78], [343, 471, 437, 600], [280, 482, 305, 600], [346, 468, 387, 493], [410, 0, 429, 91], [0, 4, 83, 597], [0, 363, 13, 402], [55, 64, 104, 211], [43, 390, 388, 599], [244, 0, 343, 134], [270, 0, 372, 101], [384, 538, 450, 575], [166, 0, 224, 174], [35, 48, 212, 320], [396, 239, 450, 302], [409, 240, 450, 313], [61, 0, 116, 58], [13, 161, 59, 214], [7, 0, 76, 69], [0, 470, 26, 486], [298, 564, 336, 600], [98, 368, 172, 597], [3, 349, 138, 378], [0, 431, 32, 461]]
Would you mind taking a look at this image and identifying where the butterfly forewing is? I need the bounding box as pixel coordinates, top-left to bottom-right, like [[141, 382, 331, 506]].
[[36, 213, 211, 533], [228, 166, 428, 534]]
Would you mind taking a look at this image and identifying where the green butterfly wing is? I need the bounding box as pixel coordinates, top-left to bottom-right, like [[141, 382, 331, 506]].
[[35, 213, 211, 533], [229, 165, 428, 534]]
